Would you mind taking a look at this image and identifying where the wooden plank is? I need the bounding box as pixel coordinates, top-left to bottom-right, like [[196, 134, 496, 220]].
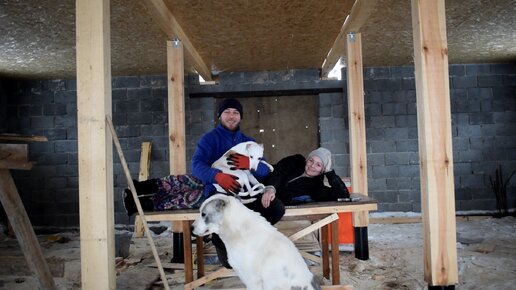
[[289, 213, 339, 242], [167, 39, 187, 236], [0, 144, 33, 170], [141, 0, 212, 81], [0, 169, 56, 290], [411, 0, 458, 286], [143, 201, 377, 222], [106, 116, 171, 290], [321, 0, 379, 77], [167, 40, 187, 175], [138, 142, 152, 182], [75, 0, 115, 289], [346, 32, 370, 228], [0, 134, 48, 142], [183, 268, 234, 290], [134, 142, 153, 238]]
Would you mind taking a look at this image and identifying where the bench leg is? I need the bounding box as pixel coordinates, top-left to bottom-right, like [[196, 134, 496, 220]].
[[196, 236, 204, 278], [354, 226, 369, 260], [182, 221, 193, 283], [321, 224, 330, 279], [172, 233, 184, 263], [330, 219, 340, 285]]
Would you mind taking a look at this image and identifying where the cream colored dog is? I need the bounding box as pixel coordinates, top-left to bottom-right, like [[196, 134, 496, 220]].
[[192, 194, 321, 290]]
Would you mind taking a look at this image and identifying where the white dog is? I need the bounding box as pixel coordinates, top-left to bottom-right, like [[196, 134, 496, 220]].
[[211, 141, 273, 203], [192, 194, 322, 290]]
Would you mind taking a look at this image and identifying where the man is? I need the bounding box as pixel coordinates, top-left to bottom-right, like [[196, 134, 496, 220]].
[[192, 98, 285, 268]]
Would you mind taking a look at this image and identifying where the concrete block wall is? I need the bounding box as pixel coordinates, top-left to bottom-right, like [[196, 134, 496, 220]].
[[1, 63, 514, 227]]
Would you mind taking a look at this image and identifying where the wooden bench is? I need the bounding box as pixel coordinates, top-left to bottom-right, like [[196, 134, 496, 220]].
[[138, 194, 377, 289]]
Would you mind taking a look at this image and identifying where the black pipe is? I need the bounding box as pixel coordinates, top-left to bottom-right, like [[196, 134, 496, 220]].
[[171, 232, 184, 263], [354, 226, 369, 260]]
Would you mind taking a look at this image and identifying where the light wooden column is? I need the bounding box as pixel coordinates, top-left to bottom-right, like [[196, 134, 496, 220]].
[[346, 32, 368, 225], [76, 0, 115, 289], [167, 38, 193, 281], [411, 0, 458, 287], [168, 39, 187, 175]]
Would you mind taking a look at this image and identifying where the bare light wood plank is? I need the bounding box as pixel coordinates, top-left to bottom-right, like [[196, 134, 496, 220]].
[[346, 32, 369, 228], [138, 142, 152, 181], [76, 0, 115, 288], [167, 40, 187, 175], [142, 0, 212, 81], [321, 0, 379, 77], [411, 0, 458, 286], [0, 169, 56, 289]]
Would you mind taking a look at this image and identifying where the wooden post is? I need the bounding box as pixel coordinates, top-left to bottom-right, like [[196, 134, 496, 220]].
[[76, 0, 115, 289], [346, 32, 371, 260], [168, 39, 187, 175], [0, 170, 56, 290], [411, 0, 458, 287]]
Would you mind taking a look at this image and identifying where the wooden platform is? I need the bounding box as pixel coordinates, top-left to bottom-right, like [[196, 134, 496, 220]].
[[138, 194, 377, 289]]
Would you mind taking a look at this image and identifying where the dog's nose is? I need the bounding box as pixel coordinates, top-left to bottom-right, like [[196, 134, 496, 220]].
[[190, 225, 196, 236]]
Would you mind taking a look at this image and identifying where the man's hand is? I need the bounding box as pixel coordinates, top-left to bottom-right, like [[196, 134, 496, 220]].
[[215, 172, 241, 194], [227, 153, 251, 170]]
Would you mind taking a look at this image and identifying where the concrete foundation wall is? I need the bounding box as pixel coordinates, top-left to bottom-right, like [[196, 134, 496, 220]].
[[0, 63, 514, 227]]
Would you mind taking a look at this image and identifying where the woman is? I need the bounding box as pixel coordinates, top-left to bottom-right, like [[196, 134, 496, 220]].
[[260, 147, 350, 208]]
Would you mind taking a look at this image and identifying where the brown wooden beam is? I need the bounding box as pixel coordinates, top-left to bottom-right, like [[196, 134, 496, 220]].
[[411, 0, 458, 286], [0, 169, 56, 290], [76, 0, 115, 288], [321, 0, 379, 77], [142, 0, 212, 81]]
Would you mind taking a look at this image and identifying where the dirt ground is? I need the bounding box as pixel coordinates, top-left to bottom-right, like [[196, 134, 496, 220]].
[[0, 215, 515, 290]]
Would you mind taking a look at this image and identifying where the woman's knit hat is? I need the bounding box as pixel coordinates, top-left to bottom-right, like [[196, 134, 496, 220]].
[[307, 147, 332, 171], [217, 98, 243, 119]]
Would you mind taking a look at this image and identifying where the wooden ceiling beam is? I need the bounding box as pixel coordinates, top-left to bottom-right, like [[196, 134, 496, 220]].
[[142, 0, 212, 81], [321, 0, 379, 77]]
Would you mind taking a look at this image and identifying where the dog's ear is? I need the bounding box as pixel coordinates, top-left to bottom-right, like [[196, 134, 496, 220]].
[[245, 143, 252, 151], [214, 198, 226, 212]]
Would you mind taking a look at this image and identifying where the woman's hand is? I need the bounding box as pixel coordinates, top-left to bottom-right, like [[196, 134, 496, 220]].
[[261, 187, 276, 208]]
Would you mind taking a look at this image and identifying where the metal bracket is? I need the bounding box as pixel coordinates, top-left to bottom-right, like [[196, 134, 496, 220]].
[[348, 32, 356, 42], [172, 37, 181, 48]]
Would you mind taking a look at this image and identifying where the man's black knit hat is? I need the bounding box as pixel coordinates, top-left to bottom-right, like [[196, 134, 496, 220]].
[[217, 98, 243, 119]]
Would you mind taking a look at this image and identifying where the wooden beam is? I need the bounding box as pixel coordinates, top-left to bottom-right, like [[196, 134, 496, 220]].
[[411, 0, 458, 286], [138, 142, 152, 181], [142, 0, 212, 81], [0, 134, 48, 142], [167, 40, 187, 175], [321, 0, 379, 77], [0, 169, 56, 289], [0, 144, 34, 170], [346, 32, 369, 228], [76, 0, 115, 289]]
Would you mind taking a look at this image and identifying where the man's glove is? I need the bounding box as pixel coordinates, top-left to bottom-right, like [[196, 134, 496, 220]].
[[227, 153, 251, 170], [215, 172, 241, 194]]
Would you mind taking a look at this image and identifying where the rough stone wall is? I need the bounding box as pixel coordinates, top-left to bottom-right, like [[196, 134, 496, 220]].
[[0, 64, 514, 227]]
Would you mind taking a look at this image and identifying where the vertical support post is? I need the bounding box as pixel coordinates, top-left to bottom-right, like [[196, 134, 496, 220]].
[[76, 0, 114, 289], [167, 38, 189, 268], [0, 169, 56, 290], [411, 0, 458, 287], [346, 32, 370, 260]]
